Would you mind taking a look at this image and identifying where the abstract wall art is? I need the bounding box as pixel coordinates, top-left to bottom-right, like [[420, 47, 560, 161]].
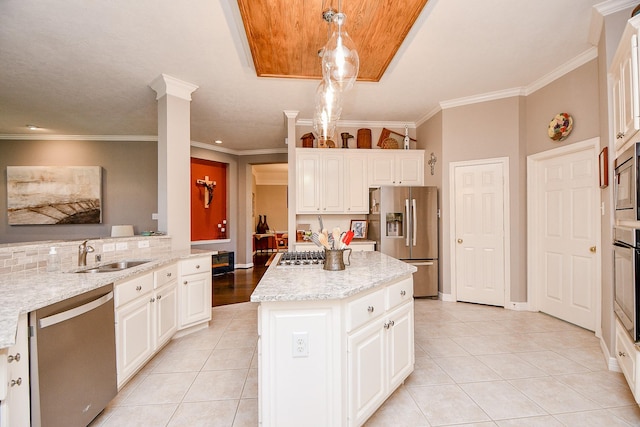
[[7, 166, 102, 225]]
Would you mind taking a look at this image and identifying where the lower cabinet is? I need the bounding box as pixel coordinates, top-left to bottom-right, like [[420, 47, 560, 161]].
[[615, 318, 640, 402], [179, 256, 212, 329], [0, 314, 30, 427], [257, 274, 414, 426], [115, 264, 179, 388]]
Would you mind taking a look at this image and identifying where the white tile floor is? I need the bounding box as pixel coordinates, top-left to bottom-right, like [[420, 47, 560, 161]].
[[91, 299, 640, 427]]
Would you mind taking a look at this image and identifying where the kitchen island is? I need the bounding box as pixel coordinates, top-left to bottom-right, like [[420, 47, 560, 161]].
[[251, 250, 416, 427]]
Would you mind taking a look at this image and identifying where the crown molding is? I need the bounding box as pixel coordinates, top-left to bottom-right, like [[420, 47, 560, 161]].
[[593, 0, 638, 17], [525, 46, 598, 95], [0, 134, 157, 141], [415, 105, 442, 127], [440, 87, 526, 110], [295, 118, 416, 129], [190, 140, 287, 156]]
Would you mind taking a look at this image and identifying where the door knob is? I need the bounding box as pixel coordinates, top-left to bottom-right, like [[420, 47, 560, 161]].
[[457, 239, 463, 244], [590, 246, 596, 253]]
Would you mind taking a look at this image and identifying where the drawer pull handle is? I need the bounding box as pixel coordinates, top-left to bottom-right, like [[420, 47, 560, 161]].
[[184, 281, 188, 285], [367, 306, 374, 313], [157, 294, 162, 300], [167, 272, 172, 277], [150, 297, 156, 303], [400, 290, 406, 296], [7, 353, 20, 363], [619, 351, 627, 357], [10, 378, 22, 387], [136, 285, 142, 291], [196, 265, 200, 269], [617, 132, 625, 139]]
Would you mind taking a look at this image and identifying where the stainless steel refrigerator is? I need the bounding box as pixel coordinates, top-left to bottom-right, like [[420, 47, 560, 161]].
[[368, 186, 439, 297]]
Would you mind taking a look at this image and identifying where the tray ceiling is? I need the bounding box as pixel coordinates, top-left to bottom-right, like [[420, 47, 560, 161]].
[[237, 0, 429, 81]]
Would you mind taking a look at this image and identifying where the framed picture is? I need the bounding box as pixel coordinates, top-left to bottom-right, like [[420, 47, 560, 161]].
[[599, 147, 608, 189], [350, 219, 368, 239], [7, 166, 102, 225], [376, 127, 417, 149]]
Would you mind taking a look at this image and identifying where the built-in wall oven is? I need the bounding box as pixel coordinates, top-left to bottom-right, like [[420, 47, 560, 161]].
[[613, 226, 640, 342], [614, 142, 640, 220]]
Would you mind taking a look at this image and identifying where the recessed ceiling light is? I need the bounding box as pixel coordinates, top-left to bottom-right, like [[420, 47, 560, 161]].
[[26, 124, 40, 130], [214, 140, 222, 144]]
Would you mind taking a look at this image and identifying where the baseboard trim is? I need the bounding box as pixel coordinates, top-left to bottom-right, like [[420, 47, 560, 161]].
[[506, 301, 531, 311], [439, 292, 455, 302], [235, 263, 254, 269], [601, 336, 621, 372]]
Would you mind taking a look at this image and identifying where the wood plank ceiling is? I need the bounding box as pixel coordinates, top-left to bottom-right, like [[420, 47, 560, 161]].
[[237, 0, 429, 82]]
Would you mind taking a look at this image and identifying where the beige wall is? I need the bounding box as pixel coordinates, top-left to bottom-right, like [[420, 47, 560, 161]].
[[255, 185, 287, 232]]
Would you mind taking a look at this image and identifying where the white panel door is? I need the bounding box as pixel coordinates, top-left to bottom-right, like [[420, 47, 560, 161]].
[[453, 161, 506, 306], [535, 148, 597, 330]]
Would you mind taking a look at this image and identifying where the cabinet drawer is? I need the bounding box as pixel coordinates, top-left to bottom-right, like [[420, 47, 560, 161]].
[[347, 289, 385, 332], [154, 263, 177, 288], [115, 273, 153, 307], [180, 257, 209, 276], [616, 322, 636, 392], [387, 277, 413, 310]]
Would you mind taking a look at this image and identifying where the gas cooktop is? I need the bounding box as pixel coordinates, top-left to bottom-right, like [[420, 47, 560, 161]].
[[276, 251, 325, 267]]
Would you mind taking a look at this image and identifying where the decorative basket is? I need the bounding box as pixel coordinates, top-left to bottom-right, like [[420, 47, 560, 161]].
[[381, 137, 399, 149]]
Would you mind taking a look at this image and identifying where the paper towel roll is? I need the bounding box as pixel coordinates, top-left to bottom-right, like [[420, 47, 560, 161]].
[[111, 225, 134, 237]]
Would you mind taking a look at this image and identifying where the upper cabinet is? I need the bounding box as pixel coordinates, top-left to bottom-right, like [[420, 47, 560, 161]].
[[295, 148, 424, 214], [368, 150, 424, 187], [611, 17, 640, 150]]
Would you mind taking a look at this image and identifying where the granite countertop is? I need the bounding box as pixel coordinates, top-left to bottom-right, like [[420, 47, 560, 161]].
[[0, 249, 215, 349], [250, 251, 416, 303]]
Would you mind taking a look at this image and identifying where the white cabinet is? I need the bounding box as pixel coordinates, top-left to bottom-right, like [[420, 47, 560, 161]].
[[611, 17, 640, 149], [115, 272, 154, 387], [344, 153, 369, 213], [257, 274, 414, 426], [0, 314, 30, 427], [115, 263, 179, 387], [296, 150, 344, 213], [178, 256, 212, 329], [615, 318, 640, 403], [368, 150, 424, 186]]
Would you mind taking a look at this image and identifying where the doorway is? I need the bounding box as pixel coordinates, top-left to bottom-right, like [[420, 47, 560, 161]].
[[450, 157, 510, 307], [251, 163, 289, 252], [527, 138, 601, 333]]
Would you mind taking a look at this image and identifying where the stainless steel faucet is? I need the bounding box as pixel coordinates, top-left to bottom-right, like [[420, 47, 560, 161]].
[[78, 240, 95, 266]]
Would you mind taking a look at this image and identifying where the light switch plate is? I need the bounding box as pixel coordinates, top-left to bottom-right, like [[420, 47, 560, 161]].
[[116, 242, 128, 251]]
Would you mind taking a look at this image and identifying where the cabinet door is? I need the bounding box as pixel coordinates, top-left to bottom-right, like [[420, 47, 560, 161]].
[[179, 272, 212, 329], [344, 155, 369, 213], [395, 152, 424, 186], [155, 281, 178, 348], [116, 297, 153, 387], [348, 318, 386, 426], [387, 303, 414, 391], [321, 153, 344, 212], [1, 314, 30, 427], [368, 153, 396, 186], [296, 152, 321, 213]]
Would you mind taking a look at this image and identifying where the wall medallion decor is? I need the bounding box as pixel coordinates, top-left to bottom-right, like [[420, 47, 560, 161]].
[[548, 112, 573, 142], [7, 166, 102, 225]]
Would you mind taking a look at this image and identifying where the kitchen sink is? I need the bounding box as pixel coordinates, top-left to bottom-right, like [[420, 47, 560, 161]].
[[76, 260, 151, 273]]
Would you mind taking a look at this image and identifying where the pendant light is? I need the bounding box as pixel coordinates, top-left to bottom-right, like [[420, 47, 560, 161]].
[[313, 62, 342, 140], [322, 11, 359, 92]]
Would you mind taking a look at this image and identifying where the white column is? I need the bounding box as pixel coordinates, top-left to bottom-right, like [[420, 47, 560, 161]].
[[284, 110, 298, 244], [149, 74, 198, 251]]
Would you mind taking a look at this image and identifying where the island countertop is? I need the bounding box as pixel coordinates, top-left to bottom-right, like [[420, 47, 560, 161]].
[[0, 249, 214, 349], [250, 251, 417, 303]]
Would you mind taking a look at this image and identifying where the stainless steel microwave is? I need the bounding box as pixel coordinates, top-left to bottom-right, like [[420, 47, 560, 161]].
[[615, 143, 639, 220]]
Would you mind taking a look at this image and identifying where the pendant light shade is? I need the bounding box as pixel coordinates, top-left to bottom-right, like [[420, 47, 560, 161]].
[[313, 67, 342, 140], [322, 12, 359, 92]]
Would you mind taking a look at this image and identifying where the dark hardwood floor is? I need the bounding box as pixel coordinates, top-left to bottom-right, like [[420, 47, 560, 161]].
[[212, 252, 273, 306]]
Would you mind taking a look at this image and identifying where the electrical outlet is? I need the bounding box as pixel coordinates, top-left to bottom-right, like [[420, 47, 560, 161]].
[[152, 213, 159, 220], [103, 243, 115, 252], [138, 240, 149, 248], [116, 242, 128, 251], [292, 332, 309, 358]]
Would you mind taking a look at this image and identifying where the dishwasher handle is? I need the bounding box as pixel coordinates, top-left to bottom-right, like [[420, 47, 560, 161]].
[[39, 291, 113, 329]]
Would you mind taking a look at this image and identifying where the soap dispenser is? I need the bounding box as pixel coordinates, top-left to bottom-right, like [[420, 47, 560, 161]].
[[47, 247, 60, 272]]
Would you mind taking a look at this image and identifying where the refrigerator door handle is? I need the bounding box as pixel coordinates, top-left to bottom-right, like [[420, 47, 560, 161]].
[[412, 198, 417, 246], [405, 198, 410, 247], [409, 261, 434, 266]]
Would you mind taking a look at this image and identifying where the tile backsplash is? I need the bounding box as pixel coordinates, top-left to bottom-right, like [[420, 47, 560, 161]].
[[0, 236, 172, 277]]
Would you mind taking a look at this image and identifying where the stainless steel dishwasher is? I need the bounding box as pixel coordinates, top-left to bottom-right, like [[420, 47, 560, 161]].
[[29, 283, 117, 427]]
